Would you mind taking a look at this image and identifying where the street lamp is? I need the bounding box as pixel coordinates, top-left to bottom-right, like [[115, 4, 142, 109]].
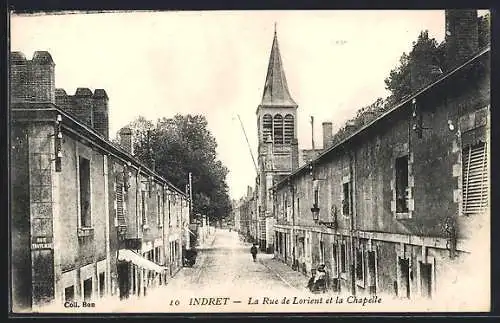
[[311, 205, 320, 222]]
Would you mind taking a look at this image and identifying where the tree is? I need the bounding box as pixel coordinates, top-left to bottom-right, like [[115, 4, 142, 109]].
[[478, 13, 491, 48], [126, 114, 232, 223], [384, 30, 444, 104]]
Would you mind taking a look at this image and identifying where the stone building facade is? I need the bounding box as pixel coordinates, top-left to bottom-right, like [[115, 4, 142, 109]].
[[10, 51, 190, 312], [271, 9, 490, 302]]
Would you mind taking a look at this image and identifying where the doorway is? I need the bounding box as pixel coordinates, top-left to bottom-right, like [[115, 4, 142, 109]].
[[420, 262, 432, 299], [398, 257, 410, 299], [368, 251, 377, 294], [83, 278, 92, 301], [117, 262, 130, 300]]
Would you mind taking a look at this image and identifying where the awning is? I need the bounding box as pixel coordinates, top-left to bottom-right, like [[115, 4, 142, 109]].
[[118, 249, 167, 273]]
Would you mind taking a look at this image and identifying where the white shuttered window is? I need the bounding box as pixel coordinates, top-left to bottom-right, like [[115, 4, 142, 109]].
[[116, 182, 126, 226], [462, 142, 488, 216]]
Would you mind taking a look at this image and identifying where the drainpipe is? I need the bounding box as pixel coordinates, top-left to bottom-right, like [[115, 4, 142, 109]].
[[349, 150, 356, 296], [103, 155, 111, 297], [291, 182, 296, 269], [136, 168, 140, 240]]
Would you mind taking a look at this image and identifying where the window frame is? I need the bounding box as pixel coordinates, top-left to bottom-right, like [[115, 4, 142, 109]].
[[141, 190, 148, 228], [395, 155, 410, 214], [168, 198, 172, 228], [157, 191, 162, 227], [341, 181, 351, 217], [78, 156, 92, 228], [115, 180, 126, 227]]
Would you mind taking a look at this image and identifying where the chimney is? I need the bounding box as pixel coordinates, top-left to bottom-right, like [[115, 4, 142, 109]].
[[119, 127, 134, 155], [445, 9, 479, 69], [362, 110, 376, 126], [10, 52, 28, 103], [322, 122, 333, 149], [55, 88, 73, 116], [73, 88, 94, 127], [30, 51, 56, 103], [310, 116, 315, 150], [10, 51, 56, 104], [345, 119, 357, 133], [93, 89, 109, 139]]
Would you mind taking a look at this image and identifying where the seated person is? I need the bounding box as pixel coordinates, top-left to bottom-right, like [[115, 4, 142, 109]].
[[313, 264, 327, 291]]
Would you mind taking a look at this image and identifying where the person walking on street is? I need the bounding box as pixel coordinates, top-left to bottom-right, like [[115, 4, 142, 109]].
[[250, 243, 258, 262]]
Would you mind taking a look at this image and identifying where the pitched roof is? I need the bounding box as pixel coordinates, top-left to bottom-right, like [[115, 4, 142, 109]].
[[260, 29, 297, 107], [273, 45, 490, 190]]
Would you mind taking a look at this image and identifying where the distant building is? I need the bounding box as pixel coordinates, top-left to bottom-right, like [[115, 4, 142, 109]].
[[10, 51, 190, 311]]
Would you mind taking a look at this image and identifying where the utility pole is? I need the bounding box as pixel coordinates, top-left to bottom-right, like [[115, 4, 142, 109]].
[[236, 114, 259, 176], [310, 116, 315, 150], [188, 172, 193, 216]]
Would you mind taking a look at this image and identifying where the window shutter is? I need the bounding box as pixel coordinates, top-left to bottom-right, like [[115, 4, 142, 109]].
[[462, 142, 488, 216], [116, 183, 126, 226]]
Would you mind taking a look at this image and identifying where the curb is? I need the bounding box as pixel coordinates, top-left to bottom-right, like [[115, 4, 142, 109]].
[[260, 258, 310, 290], [259, 259, 296, 290]]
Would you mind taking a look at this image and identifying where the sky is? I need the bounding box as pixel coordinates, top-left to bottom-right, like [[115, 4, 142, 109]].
[[10, 10, 488, 201]]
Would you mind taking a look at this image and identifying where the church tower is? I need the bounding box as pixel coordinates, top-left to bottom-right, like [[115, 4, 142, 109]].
[[256, 25, 299, 252]]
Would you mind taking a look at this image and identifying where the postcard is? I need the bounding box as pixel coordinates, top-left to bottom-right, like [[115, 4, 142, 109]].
[[9, 9, 491, 314]]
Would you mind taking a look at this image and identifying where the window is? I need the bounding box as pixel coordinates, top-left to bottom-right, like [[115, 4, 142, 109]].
[[319, 241, 324, 263], [168, 200, 171, 227], [284, 114, 294, 144], [395, 155, 409, 213], [115, 182, 125, 226], [141, 191, 147, 227], [340, 243, 347, 273], [273, 114, 284, 144], [64, 286, 75, 302], [462, 142, 488, 216], [262, 114, 273, 142], [342, 182, 351, 216], [157, 193, 162, 226], [297, 197, 300, 217], [177, 204, 181, 227], [79, 157, 91, 227], [284, 196, 287, 221]]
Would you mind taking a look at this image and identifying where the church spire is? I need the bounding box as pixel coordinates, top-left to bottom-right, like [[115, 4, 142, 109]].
[[261, 25, 297, 107]]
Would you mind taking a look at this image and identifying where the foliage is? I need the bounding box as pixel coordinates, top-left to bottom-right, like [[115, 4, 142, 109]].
[[384, 30, 444, 104], [125, 114, 232, 223], [478, 13, 491, 48], [330, 13, 490, 149]]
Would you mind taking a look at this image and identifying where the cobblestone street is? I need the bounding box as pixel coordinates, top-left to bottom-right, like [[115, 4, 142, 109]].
[[111, 228, 319, 312]]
